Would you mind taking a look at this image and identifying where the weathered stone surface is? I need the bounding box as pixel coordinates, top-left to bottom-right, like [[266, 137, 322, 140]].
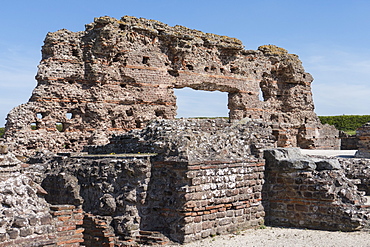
[[4, 16, 339, 156], [86, 118, 276, 160], [41, 173, 83, 205], [264, 148, 342, 171], [341, 158, 370, 195], [0, 143, 8, 154], [0, 152, 21, 171], [264, 148, 370, 231], [315, 159, 341, 171], [0, 174, 52, 240], [0, 120, 368, 245]]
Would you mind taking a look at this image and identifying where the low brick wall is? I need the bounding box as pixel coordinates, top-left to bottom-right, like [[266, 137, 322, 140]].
[[180, 160, 265, 243], [263, 148, 370, 231]]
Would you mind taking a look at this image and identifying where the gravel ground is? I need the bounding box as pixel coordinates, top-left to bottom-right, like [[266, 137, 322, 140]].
[[300, 149, 356, 158], [172, 227, 370, 247]]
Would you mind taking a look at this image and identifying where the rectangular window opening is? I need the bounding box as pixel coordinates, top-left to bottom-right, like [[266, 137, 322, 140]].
[[174, 87, 229, 119]]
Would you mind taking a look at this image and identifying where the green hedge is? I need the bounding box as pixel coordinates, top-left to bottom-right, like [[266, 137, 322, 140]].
[[0, 127, 4, 138], [318, 115, 370, 132]]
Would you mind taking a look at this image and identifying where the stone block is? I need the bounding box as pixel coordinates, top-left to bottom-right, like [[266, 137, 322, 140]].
[[19, 227, 33, 237], [7, 228, 19, 239], [201, 229, 212, 238], [13, 217, 29, 228]]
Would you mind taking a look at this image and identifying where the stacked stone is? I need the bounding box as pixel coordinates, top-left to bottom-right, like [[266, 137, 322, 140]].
[[40, 155, 154, 243], [0, 175, 84, 246], [264, 148, 370, 231], [0, 142, 21, 173], [33, 119, 274, 244], [341, 158, 370, 195], [0, 143, 84, 246], [135, 231, 170, 246], [0, 174, 53, 245], [86, 118, 276, 160], [75, 119, 273, 243]]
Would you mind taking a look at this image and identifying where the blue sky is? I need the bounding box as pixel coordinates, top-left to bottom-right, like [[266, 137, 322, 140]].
[[1, 0, 370, 126]]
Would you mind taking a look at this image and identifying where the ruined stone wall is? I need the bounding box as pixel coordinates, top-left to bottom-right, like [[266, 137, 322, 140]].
[[37, 119, 273, 244], [0, 203, 84, 247], [0, 151, 84, 246], [39, 154, 266, 244], [355, 123, 370, 157], [340, 131, 358, 150], [263, 148, 370, 231], [0, 120, 368, 246], [4, 15, 339, 156], [341, 158, 370, 195], [40, 155, 154, 245]]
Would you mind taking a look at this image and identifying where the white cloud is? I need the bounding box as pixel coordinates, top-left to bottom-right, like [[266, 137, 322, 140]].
[[0, 47, 38, 126], [301, 45, 370, 116]]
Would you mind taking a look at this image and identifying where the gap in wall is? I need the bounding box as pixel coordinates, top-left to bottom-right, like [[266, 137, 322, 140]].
[[174, 87, 229, 118]]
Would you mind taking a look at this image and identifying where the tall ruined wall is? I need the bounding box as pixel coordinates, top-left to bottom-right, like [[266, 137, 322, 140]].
[[4, 16, 338, 156]]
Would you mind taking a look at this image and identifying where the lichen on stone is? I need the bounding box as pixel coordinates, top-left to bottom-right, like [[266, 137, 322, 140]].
[[258, 44, 289, 55]]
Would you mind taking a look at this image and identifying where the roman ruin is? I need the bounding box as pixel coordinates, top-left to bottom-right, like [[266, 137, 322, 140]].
[[4, 15, 339, 156], [0, 16, 369, 246]]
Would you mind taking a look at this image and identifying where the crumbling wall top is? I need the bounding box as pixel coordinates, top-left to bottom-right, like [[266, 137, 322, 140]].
[[89, 16, 244, 50]]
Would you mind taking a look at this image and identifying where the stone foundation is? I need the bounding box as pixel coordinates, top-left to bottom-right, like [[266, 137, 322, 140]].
[[40, 155, 266, 244]]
